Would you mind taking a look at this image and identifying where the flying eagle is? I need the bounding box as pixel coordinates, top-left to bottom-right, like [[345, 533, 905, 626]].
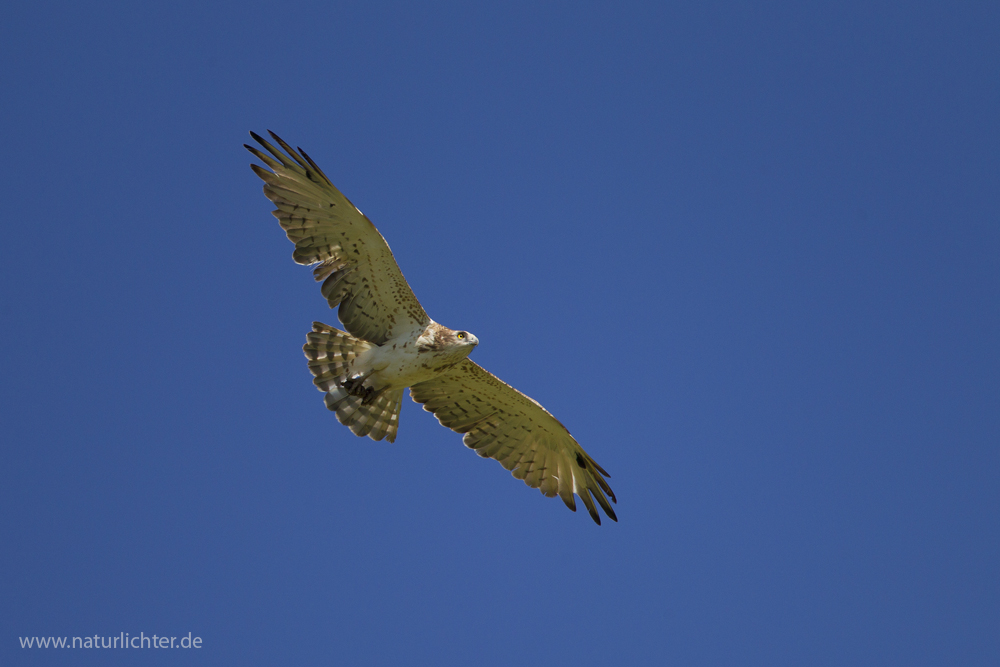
[[246, 131, 617, 524]]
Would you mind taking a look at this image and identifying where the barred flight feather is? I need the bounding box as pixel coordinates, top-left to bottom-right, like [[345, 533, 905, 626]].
[[407, 359, 616, 524], [247, 131, 429, 346]]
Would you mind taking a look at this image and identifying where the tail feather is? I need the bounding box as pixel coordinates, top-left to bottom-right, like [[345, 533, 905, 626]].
[[304, 321, 373, 392], [305, 322, 403, 443], [368, 391, 403, 441], [327, 388, 403, 442]]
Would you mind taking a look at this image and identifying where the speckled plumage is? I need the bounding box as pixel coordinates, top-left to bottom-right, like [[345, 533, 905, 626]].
[[247, 131, 616, 524]]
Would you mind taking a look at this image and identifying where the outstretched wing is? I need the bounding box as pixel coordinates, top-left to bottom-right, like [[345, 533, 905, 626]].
[[410, 360, 617, 524], [246, 131, 430, 344]]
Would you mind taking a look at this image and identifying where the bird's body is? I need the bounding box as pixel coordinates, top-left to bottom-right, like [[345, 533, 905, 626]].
[[342, 321, 477, 394], [247, 131, 617, 524]]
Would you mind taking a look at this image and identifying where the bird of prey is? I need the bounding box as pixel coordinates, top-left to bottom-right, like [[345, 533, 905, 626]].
[[246, 131, 617, 524]]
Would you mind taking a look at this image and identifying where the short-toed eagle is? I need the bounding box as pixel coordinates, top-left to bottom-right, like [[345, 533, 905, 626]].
[[246, 131, 617, 524]]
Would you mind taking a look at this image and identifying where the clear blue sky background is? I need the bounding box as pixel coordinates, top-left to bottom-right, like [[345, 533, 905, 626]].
[[2, 2, 998, 665]]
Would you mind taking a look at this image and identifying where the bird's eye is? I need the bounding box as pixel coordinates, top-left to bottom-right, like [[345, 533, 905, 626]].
[[457, 332, 465, 340]]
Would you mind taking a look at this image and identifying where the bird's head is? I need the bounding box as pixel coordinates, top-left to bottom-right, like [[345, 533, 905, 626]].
[[453, 330, 479, 348], [418, 323, 479, 357]]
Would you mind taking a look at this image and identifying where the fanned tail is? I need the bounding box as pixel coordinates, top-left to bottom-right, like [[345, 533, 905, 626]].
[[304, 322, 372, 391], [323, 387, 404, 443], [303, 322, 403, 443]]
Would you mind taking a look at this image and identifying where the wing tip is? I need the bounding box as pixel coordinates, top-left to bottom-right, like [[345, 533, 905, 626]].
[[249, 163, 271, 179]]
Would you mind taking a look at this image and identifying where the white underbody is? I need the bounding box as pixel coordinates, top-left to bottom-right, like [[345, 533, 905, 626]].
[[348, 322, 475, 392]]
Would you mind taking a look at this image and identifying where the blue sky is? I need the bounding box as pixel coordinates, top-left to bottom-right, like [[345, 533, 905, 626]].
[[2, 1, 998, 665]]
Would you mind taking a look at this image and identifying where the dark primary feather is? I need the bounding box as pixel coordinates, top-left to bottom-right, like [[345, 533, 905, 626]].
[[246, 131, 429, 345], [410, 359, 616, 525]]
